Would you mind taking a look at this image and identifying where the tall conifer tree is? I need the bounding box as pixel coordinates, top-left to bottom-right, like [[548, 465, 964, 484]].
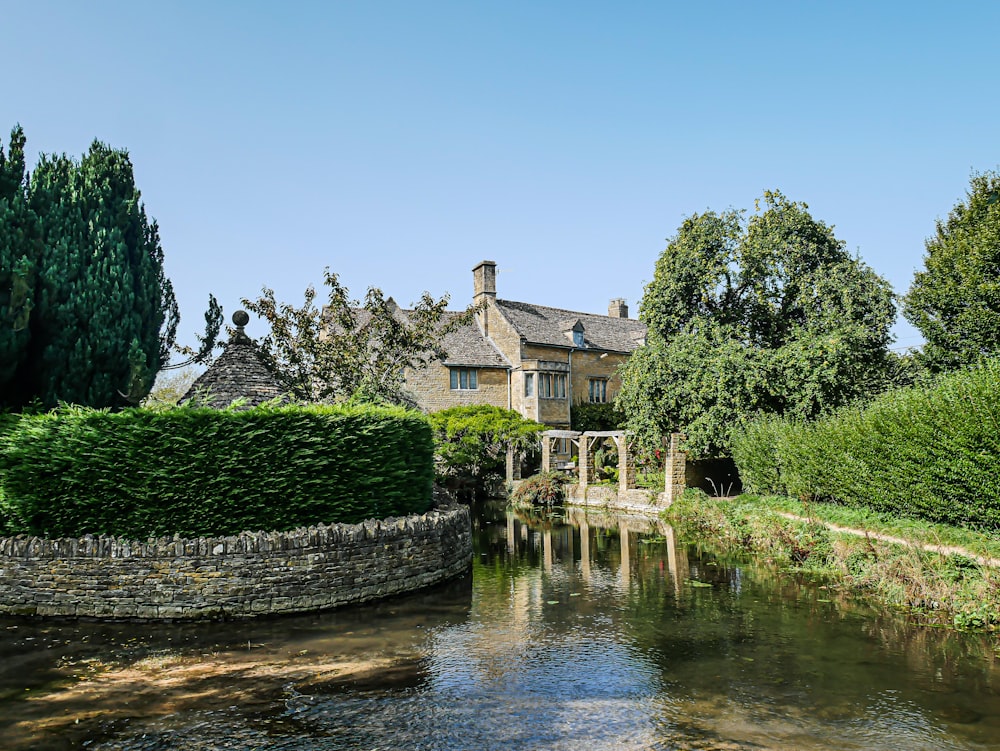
[[0, 126, 38, 396], [0, 127, 202, 410]]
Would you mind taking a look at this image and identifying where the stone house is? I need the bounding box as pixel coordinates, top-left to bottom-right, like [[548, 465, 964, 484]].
[[406, 260, 647, 430]]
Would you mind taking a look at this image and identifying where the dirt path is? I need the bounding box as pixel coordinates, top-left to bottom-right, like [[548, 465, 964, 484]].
[[777, 512, 1000, 568]]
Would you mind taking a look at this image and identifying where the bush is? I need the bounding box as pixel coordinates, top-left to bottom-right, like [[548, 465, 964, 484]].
[[731, 359, 1000, 530], [570, 401, 625, 432], [0, 403, 434, 538], [509, 472, 571, 507], [429, 405, 544, 500]]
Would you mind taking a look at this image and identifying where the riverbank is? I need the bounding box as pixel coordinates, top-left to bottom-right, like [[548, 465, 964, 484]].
[[664, 491, 1000, 632]]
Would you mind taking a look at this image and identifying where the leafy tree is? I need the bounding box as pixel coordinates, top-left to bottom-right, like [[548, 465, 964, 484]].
[[243, 268, 471, 405], [619, 190, 897, 458], [570, 401, 625, 432], [0, 125, 220, 410], [904, 170, 1000, 372], [429, 405, 544, 500], [142, 366, 202, 408]]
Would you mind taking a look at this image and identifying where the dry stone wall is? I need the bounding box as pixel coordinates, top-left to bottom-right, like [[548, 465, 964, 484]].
[[0, 507, 471, 620]]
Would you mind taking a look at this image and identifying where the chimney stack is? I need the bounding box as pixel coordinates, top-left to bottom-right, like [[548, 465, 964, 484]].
[[608, 298, 628, 319], [473, 260, 497, 336]]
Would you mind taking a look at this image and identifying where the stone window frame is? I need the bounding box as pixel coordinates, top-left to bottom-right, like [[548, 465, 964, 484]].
[[588, 377, 608, 403], [524, 372, 535, 397], [538, 372, 567, 399], [449, 367, 479, 390]]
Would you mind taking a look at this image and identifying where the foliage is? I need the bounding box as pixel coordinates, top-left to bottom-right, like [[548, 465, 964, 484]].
[[429, 405, 544, 500], [570, 401, 625, 432], [0, 403, 434, 538], [142, 367, 203, 408], [904, 170, 1000, 372], [731, 359, 1000, 531], [618, 190, 897, 458], [243, 268, 471, 406], [667, 491, 1000, 631], [509, 471, 571, 507], [0, 125, 220, 410]]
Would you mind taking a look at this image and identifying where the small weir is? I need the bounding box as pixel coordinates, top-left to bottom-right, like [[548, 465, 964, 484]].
[[1, 501, 999, 750]]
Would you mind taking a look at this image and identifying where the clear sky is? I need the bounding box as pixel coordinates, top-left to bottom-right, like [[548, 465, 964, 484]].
[[6, 1, 999, 354]]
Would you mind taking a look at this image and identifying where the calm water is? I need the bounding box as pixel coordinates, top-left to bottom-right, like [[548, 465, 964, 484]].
[[1, 501, 999, 750]]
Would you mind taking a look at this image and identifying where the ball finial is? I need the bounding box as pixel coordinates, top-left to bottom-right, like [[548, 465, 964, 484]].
[[232, 310, 250, 328]]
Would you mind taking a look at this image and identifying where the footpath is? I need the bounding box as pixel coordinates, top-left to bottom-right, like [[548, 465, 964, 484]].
[[777, 512, 1000, 569]]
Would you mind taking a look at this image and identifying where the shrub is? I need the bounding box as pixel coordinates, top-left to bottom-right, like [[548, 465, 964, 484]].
[[509, 472, 571, 507], [731, 359, 1000, 530], [0, 402, 434, 538], [429, 405, 544, 500]]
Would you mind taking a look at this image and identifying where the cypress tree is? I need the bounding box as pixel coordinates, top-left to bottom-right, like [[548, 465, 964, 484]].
[[1, 127, 185, 409], [0, 126, 39, 397]]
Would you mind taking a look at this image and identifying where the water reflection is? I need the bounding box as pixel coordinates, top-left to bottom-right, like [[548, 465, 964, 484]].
[[1, 502, 999, 750]]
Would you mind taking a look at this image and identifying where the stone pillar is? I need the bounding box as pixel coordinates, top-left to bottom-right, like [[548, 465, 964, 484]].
[[579, 435, 591, 488], [615, 434, 635, 494], [664, 433, 687, 502], [541, 436, 551, 473], [506, 444, 522, 484]]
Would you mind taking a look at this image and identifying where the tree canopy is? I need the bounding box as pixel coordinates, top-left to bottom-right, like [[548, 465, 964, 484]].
[[0, 125, 220, 410], [904, 170, 1000, 372], [429, 405, 544, 500], [618, 190, 897, 458], [243, 268, 470, 405]]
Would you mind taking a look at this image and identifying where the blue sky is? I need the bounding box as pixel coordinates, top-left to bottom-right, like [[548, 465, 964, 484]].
[[6, 1, 999, 354]]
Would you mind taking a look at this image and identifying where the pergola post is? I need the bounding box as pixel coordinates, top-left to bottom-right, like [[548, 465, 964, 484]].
[[579, 435, 591, 488], [664, 432, 687, 502], [541, 435, 552, 473], [614, 433, 635, 493]]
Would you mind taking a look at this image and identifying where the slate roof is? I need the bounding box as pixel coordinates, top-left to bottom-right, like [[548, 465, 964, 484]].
[[437, 311, 510, 368], [181, 332, 287, 409], [494, 299, 647, 353]]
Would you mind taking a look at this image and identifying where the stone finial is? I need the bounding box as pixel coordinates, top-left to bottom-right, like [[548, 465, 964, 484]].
[[232, 310, 251, 344]]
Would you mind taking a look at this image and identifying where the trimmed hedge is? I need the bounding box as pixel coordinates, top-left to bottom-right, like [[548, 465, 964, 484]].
[[731, 359, 1000, 530], [0, 403, 434, 538]]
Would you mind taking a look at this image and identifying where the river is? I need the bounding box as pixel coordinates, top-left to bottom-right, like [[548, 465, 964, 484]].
[[1, 500, 998, 750]]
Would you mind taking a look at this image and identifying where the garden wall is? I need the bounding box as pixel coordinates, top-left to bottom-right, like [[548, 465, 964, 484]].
[[0, 507, 471, 620]]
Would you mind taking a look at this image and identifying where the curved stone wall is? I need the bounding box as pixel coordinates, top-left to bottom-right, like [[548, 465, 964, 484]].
[[0, 506, 471, 620]]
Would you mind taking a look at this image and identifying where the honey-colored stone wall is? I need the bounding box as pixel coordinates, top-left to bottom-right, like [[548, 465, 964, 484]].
[[407, 363, 509, 412]]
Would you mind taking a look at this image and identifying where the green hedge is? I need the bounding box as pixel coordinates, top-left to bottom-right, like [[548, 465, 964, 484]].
[[731, 359, 1000, 530], [0, 403, 434, 538]]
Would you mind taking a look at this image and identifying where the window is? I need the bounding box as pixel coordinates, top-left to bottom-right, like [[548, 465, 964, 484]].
[[539, 372, 567, 399], [449, 367, 478, 390], [588, 378, 608, 403], [556, 437, 571, 455], [524, 372, 534, 397]]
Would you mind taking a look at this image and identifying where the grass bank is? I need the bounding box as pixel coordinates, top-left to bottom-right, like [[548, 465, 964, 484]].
[[666, 491, 1000, 632]]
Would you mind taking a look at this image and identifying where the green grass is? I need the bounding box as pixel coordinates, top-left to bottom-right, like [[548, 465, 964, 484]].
[[762, 495, 1000, 562], [666, 490, 1000, 631]]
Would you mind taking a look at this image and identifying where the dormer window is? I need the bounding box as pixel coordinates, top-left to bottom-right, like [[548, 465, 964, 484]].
[[564, 319, 585, 348]]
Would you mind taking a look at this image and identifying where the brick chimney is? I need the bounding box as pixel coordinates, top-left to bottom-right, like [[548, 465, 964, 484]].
[[473, 260, 497, 335], [608, 298, 628, 318]]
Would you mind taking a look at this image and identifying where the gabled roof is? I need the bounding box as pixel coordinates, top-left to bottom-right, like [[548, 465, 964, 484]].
[[437, 311, 510, 368], [494, 299, 646, 353], [341, 305, 510, 370], [181, 331, 287, 409]]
